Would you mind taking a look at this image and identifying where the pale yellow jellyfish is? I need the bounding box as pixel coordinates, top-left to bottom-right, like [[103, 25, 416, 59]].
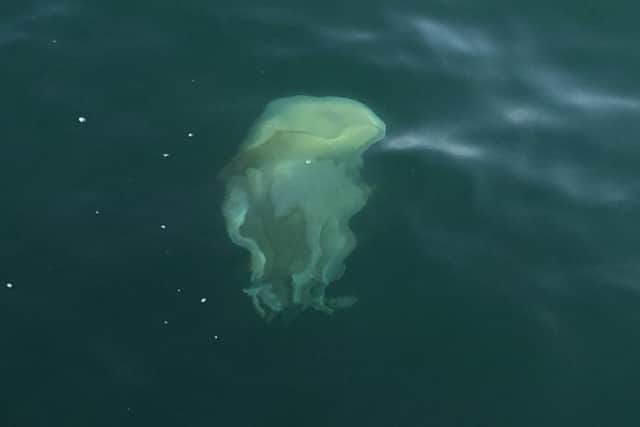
[[220, 95, 385, 320]]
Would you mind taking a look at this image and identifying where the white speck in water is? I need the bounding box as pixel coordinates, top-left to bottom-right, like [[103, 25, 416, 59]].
[[200, 297, 207, 303], [177, 288, 182, 293], [304, 159, 312, 165], [52, 39, 57, 44], [162, 153, 170, 158], [95, 210, 100, 215], [213, 335, 220, 340], [191, 79, 196, 83], [187, 132, 194, 138], [163, 320, 169, 325], [77, 116, 86, 123], [160, 224, 167, 230], [6, 282, 13, 289]]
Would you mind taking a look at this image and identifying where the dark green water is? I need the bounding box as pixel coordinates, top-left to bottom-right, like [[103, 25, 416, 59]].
[[2, 1, 640, 426]]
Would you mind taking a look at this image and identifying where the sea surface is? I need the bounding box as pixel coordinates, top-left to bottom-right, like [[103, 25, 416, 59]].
[[2, 1, 640, 426]]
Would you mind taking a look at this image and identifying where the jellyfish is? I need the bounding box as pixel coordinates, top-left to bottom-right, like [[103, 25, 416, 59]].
[[220, 95, 385, 320]]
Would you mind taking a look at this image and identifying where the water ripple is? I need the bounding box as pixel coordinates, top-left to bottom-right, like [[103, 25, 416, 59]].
[[405, 15, 498, 58], [525, 67, 640, 114], [381, 128, 484, 160], [0, 1, 70, 45]]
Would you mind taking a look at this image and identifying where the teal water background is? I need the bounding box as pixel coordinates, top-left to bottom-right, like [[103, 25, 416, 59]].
[[2, 1, 640, 426]]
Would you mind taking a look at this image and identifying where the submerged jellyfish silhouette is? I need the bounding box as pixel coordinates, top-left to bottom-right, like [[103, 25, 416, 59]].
[[220, 95, 385, 320]]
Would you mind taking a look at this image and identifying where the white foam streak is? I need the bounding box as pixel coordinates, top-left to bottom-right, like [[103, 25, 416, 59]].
[[381, 130, 483, 159], [409, 17, 497, 57], [529, 68, 640, 113]]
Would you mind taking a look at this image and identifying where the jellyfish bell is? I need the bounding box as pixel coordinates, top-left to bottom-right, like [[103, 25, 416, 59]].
[[220, 95, 385, 321]]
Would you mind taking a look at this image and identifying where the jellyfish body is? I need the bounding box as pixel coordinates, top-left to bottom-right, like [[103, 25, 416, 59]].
[[220, 96, 385, 320]]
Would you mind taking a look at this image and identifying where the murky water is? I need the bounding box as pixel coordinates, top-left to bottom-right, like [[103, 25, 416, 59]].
[[2, 1, 639, 426]]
